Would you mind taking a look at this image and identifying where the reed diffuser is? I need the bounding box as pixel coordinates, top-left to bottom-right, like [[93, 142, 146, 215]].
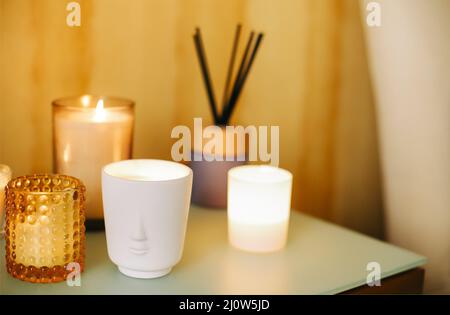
[[190, 25, 264, 208], [193, 25, 264, 125]]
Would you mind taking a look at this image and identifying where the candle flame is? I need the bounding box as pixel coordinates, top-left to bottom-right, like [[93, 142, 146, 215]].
[[94, 99, 106, 122], [97, 99, 104, 111], [81, 95, 91, 107]]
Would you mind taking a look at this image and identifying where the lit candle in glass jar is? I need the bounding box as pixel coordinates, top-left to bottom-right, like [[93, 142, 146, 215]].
[[227, 165, 293, 253], [52, 96, 134, 228]]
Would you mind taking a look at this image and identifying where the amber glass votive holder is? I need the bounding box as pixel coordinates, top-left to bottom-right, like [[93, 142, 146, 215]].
[[5, 174, 86, 283]]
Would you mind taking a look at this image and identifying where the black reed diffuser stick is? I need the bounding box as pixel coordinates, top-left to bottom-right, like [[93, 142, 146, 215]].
[[221, 24, 242, 112], [193, 25, 264, 126], [193, 28, 219, 124], [221, 33, 264, 125]]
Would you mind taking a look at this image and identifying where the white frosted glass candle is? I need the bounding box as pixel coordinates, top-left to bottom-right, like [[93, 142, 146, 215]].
[[53, 96, 134, 222], [227, 165, 293, 253], [0, 165, 12, 227]]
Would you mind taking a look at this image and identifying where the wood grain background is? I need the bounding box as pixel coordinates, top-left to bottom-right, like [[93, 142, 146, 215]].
[[0, 0, 383, 238]]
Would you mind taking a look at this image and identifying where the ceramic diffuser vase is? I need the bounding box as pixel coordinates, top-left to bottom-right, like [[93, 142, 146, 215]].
[[190, 126, 247, 208], [191, 25, 264, 208]]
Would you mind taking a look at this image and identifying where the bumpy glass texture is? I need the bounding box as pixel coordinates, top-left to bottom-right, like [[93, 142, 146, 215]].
[[5, 174, 86, 283]]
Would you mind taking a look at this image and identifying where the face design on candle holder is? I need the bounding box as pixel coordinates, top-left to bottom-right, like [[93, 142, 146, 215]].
[[105, 196, 183, 268], [104, 198, 164, 270], [128, 217, 150, 256], [106, 202, 158, 263], [102, 159, 193, 279]]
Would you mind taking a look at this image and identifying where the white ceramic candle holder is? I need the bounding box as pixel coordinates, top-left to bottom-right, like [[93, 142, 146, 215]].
[[227, 165, 293, 253], [102, 159, 193, 279]]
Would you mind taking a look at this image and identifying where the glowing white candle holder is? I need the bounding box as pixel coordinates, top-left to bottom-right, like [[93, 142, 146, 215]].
[[227, 165, 293, 253]]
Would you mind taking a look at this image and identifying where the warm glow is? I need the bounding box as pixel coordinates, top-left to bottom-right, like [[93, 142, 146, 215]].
[[0, 165, 12, 225], [94, 99, 106, 122], [0, 164, 11, 188], [81, 95, 91, 107], [63, 144, 71, 163], [227, 165, 292, 253]]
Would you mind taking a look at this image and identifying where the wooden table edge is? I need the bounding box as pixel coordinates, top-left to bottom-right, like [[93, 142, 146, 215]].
[[340, 267, 425, 294]]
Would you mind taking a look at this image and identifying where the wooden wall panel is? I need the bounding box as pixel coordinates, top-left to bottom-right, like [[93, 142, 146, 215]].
[[0, 0, 383, 238]]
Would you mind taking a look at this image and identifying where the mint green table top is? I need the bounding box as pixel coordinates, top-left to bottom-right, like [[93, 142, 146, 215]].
[[0, 206, 426, 294]]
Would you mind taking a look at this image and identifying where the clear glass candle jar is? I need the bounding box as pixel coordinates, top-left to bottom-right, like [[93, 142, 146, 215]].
[[52, 95, 134, 229], [5, 174, 86, 283]]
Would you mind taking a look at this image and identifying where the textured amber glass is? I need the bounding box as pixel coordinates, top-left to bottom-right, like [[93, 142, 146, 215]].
[[5, 174, 86, 283]]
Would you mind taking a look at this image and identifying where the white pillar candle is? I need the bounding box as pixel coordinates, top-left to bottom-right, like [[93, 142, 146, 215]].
[[227, 165, 293, 253], [53, 96, 134, 221], [0, 165, 12, 227]]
